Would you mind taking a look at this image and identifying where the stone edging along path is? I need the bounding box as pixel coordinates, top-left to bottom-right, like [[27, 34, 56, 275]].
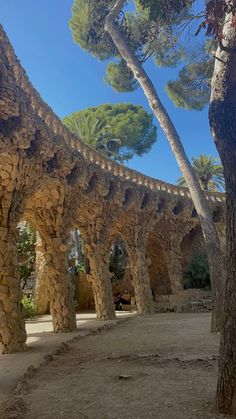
[[0, 313, 136, 419]]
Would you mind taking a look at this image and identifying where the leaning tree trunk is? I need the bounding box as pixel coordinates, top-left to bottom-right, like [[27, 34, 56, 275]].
[[208, 9, 236, 415], [105, 0, 225, 332]]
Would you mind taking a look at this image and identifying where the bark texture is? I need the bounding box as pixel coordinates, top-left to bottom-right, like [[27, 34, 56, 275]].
[[209, 9, 236, 415], [0, 226, 26, 354], [105, 0, 225, 332]]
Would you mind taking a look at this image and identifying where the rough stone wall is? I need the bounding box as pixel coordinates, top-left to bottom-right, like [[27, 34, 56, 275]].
[[146, 233, 172, 296], [73, 273, 95, 310], [0, 24, 226, 353]]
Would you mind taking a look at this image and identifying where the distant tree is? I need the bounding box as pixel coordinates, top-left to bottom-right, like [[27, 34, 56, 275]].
[[63, 103, 157, 162], [178, 155, 225, 191]]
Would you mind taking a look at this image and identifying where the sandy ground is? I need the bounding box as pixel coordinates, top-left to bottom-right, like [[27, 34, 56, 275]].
[[0, 312, 134, 410], [2, 312, 231, 419]]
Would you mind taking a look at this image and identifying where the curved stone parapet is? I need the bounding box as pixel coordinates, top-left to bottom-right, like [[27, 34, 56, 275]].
[[0, 25, 225, 204]]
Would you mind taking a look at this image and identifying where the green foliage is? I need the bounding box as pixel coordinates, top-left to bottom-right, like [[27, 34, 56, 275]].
[[21, 296, 37, 318], [166, 57, 214, 110], [136, 0, 194, 21], [75, 263, 86, 274], [70, 0, 192, 94], [183, 253, 211, 289], [105, 60, 138, 92], [178, 154, 225, 191], [70, 0, 117, 60], [63, 103, 157, 162], [17, 224, 37, 289], [70, 1, 217, 111]]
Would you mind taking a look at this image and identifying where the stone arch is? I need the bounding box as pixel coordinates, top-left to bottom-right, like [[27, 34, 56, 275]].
[[181, 225, 206, 275], [22, 179, 77, 333], [67, 228, 94, 311], [108, 236, 135, 309]]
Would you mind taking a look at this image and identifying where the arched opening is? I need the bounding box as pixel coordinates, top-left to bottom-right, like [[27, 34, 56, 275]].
[[181, 225, 210, 290], [212, 206, 222, 223], [191, 207, 198, 218], [157, 199, 165, 214], [172, 201, 184, 216], [123, 188, 133, 207], [140, 192, 150, 209], [85, 173, 97, 193], [109, 237, 134, 311], [67, 229, 94, 312], [17, 221, 38, 317]]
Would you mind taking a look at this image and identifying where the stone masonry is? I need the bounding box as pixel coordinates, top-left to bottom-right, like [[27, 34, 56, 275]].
[[0, 25, 225, 353]]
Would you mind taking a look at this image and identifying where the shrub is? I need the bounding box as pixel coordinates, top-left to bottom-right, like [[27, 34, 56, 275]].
[[183, 253, 211, 289], [21, 296, 37, 318], [75, 263, 86, 274]]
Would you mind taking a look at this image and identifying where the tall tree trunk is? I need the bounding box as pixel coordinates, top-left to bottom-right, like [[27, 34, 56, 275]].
[[105, 0, 225, 332], [209, 9, 236, 415]]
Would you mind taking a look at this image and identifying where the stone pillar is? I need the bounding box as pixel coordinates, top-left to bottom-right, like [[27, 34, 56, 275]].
[[0, 226, 26, 354], [84, 242, 116, 320], [43, 236, 76, 333], [34, 235, 50, 315], [164, 245, 183, 293], [128, 246, 154, 315]]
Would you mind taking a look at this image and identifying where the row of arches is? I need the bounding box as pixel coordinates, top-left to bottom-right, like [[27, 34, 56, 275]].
[[18, 221, 218, 324]]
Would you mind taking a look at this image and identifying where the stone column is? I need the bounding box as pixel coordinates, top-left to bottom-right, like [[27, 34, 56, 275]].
[[0, 226, 26, 354], [127, 245, 154, 315], [164, 245, 183, 293], [84, 242, 116, 320], [43, 236, 76, 333]]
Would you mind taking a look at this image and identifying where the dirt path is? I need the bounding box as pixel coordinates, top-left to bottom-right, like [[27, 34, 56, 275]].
[[3, 313, 230, 419]]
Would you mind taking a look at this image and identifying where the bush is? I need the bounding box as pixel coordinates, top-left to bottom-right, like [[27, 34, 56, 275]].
[[183, 253, 211, 289], [21, 296, 37, 318], [75, 263, 86, 274]]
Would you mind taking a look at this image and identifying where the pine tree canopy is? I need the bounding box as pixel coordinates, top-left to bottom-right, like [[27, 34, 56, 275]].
[[63, 103, 157, 162], [70, 0, 219, 110]]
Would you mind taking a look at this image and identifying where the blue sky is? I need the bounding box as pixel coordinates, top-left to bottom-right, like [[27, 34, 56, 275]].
[[0, 0, 219, 184]]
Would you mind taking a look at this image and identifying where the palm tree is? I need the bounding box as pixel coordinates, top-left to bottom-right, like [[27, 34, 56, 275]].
[[64, 113, 122, 161], [177, 155, 225, 192]]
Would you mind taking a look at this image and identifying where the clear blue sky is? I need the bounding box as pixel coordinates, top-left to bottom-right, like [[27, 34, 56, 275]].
[[0, 0, 219, 185]]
